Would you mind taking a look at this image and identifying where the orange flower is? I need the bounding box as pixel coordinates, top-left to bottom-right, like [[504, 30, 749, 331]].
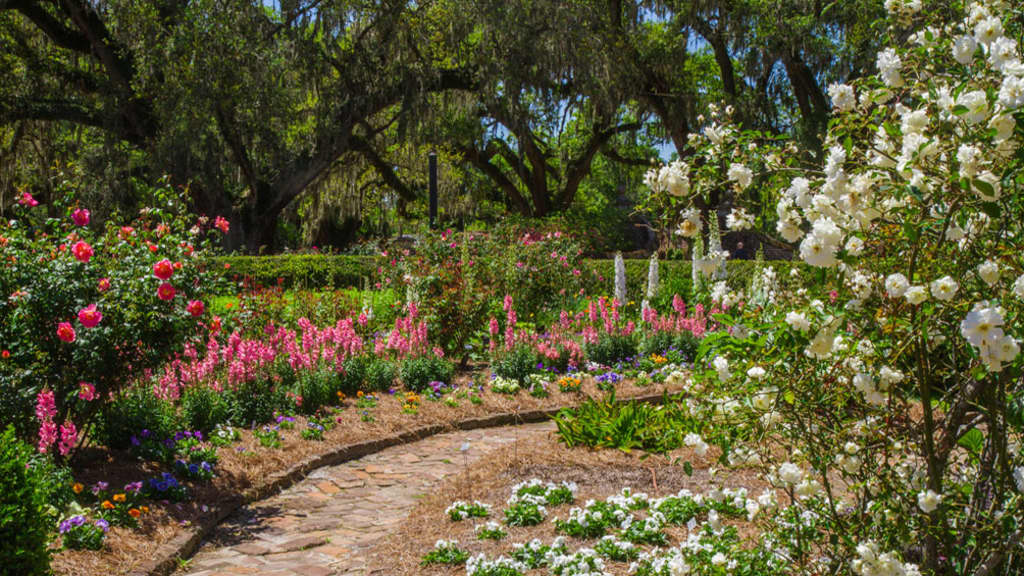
[[140, 506, 150, 514], [102, 500, 115, 510], [72, 483, 84, 494], [128, 508, 141, 518], [357, 391, 364, 398]]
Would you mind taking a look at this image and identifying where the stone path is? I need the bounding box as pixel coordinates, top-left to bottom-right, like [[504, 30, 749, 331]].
[[178, 421, 555, 576]]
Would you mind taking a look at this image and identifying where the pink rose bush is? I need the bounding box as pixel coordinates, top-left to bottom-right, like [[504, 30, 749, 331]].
[[0, 178, 226, 453]]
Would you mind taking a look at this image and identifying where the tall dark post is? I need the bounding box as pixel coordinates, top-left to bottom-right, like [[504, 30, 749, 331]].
[[428, 150, 438, 229]]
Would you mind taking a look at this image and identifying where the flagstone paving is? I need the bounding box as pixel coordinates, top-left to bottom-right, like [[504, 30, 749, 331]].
[[177, 421, 555, 576]]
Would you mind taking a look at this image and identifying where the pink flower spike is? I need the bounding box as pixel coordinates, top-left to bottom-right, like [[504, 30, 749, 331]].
[[58, 421, 77, 456]]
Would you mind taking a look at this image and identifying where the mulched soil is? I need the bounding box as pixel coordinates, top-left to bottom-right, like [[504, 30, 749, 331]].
[[365, 428, 772, 575], [52, 374, 685, 576]]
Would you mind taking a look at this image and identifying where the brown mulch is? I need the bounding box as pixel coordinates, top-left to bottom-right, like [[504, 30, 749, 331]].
[[365, 430, 772, 575], [51, 375, 685, 576]]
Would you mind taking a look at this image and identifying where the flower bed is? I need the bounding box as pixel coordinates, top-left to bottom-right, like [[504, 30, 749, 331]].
[[50, 376, 684, 576]]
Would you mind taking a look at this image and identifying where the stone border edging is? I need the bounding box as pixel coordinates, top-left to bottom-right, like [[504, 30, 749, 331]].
[[129, 391, 669, 576]]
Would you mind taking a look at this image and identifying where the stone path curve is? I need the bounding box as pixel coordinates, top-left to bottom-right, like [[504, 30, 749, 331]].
[[178, 421, 556, 576]]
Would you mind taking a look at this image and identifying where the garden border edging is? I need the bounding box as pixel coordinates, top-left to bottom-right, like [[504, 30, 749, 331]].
[[129, 391, 669, 576]]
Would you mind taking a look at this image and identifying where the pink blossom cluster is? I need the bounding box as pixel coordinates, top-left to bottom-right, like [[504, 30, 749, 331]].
[[35, 390, 77, 455], [641, 294, 710, 339]]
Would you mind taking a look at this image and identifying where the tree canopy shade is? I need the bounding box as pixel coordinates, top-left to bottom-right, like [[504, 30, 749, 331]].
[[0, 0, 888, 252], [0, 0, 471, 250]]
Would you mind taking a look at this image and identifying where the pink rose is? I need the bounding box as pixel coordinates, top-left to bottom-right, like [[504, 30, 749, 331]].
[[56, 322, 76, 343], [71, 241, 93, 263], [77, 304, 102, 328], [157, 282, 176, 301], [71, 208, 90, 226], [97, 277, 111, 292], [78, 382, 97, 401], [186, 300, 205, 317], [214, 216, 230, 234], [19, 192, 39, 207], [153, 259, 174, 280]]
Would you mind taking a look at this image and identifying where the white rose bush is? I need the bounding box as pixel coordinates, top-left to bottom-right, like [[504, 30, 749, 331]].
[[642, 2, 1024, 574]]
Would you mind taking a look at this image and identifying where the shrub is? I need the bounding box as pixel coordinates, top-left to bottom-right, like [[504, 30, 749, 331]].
[[399, 355, 455, 392], [0, 426, 52, 574], [0, 178, 226, 451], [181, 385, 235, 433], [491, 344, 537, 383], [585, 333, 637, 366], [100, 386, 180, 450], [292, 369, 338, 414], [215, 254, 376, 289], [338, 356, 367, 396], [639, 331, 699, 362], [363, 359, 397, 392], [228, 378, 288, 426]]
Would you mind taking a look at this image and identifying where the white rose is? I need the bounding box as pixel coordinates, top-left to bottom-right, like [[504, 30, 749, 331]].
[[885, 273, 909, 298], [977, 260, 1000, 286], [930, 276, 959, 301], [917, 489, 942, 513], [904, 285, 928, 305]]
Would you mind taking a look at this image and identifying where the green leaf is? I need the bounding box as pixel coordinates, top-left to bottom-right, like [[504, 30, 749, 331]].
[[683, 461, 693, 476], [957, 428, 984, 456]]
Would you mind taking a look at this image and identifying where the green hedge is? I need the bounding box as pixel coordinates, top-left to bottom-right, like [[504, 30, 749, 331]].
[[214, 254, 806, 296], [214, 255, 377, 289]]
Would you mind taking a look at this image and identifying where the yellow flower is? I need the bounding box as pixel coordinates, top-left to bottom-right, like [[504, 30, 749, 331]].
[[72, 483, 84, 494], [140, 506, 150, 514], [113, 493, 126, 503], [102, 500, 115, 510]]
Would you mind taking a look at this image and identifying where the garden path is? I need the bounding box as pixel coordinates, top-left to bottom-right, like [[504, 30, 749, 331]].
[[177, 421, 556, 576]]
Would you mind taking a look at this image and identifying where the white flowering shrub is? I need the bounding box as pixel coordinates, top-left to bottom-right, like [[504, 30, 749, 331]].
[[644, 1, 1024, 573]]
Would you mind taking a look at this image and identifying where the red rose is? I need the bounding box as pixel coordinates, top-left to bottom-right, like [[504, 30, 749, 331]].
[[77, 304, 102, 328], [71, 241, 93, 263], [186, 300, 205, 317], [157, 282, 176, 301], [153, 259, 174, 280], [57, 322, 76, 343]]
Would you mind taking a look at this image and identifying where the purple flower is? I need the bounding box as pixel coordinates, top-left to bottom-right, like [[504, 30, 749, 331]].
[[124, 481, 143, 493], [95, 519, 110, 532], [140, 429, 151, 438], [130, 435, 141, 447], [91, 481, 108, 495]]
